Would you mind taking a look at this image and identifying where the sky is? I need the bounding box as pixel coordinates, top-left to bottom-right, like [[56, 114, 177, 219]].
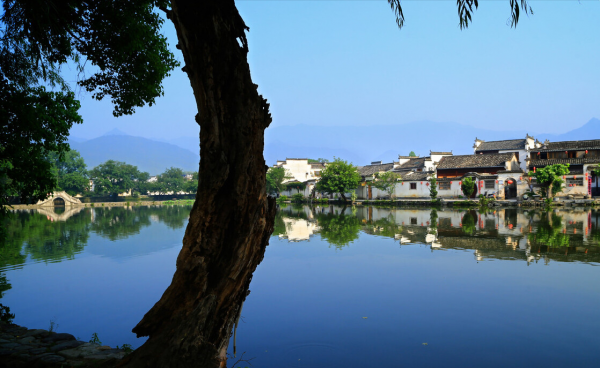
[[69, 1, 600, 141]]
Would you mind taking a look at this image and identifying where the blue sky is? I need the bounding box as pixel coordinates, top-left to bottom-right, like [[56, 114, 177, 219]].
[[70, 1, 600, 140]]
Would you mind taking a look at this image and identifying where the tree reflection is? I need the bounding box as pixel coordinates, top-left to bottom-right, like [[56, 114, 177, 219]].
[[362, 215, 401, 239], [316, 208, 361, 249], [528, 212, 569, 248], [461, 211, 477, 236], [1, 205, 194, 267], [90, 207, 152, 241], [2, 210, 90, 265]]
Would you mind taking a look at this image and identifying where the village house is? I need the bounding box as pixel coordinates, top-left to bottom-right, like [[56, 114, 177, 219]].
[[273, 158, 326, 197], [436, 153, 524, 199], [355, 161, 395, 199], [473, 135, 538, 172], [355, 152, 452, 200], [528, 139, 600, 198]]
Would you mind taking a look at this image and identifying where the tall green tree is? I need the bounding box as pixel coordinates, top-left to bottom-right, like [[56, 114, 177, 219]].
[[372, 171, 401, 199], [461, 177, 475, 198], [155, 167, 185, 194], [408, 151, 417, 157], [0, 0, 176, 222], [266, 166, 292, 195], [530, 164, 570, 198], [315, 158, 361, 201], [89, 160, 148, 197], [429, 177, 438, 201], [47, 149, 89, 196], [184, 171, 199, 194]]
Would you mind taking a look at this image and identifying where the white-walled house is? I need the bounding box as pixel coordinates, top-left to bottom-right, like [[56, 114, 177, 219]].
[[436, 153, 523, 199], [273, 158, 326, 197], [528, 139, 600, 198], [473, 135, 538, 173]]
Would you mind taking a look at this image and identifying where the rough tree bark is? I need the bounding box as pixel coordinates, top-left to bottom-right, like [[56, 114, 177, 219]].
[[121, 1, 276, 367]]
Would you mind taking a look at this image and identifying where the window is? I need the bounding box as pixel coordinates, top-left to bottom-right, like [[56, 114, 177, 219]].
[[566, 178, 584, 187], [410, 217, 417, 225], [439, 181, 451, 190], [410, 183, 417, 190], [439, 218, 451, 227], [485, 180, 495, 189]]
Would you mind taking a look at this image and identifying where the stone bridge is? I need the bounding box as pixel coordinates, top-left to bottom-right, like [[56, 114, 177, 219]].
[[36, 191, 82, 207]]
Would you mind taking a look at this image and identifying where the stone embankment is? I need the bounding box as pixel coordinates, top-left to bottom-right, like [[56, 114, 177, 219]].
[[0, 322, 124, 367]]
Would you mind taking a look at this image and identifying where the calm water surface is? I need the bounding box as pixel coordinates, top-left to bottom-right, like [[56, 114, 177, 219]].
[[2, 204, 600, 368]]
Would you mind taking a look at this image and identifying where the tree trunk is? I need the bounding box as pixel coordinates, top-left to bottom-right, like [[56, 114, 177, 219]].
[[122, 1, 276, 367], [339, 192, 347, 202]]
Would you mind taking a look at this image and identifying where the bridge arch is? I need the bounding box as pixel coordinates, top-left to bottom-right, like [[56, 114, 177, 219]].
[[36, 191, 82, 207]]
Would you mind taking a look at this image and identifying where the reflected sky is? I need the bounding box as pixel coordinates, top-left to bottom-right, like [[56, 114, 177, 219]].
[[1, 205, 600, 367]]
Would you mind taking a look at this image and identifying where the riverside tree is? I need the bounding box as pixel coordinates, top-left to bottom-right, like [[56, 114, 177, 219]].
[[154, 167, 186, 195], [90, 160, 149, 197], [266, 166, 293, 195], [1, 1, 539, 366], [530, 164, 570, 198], [46, 150, 89, 196], [429, 177, 438, 201], [315, 158, 361, 201], [373, 171, 401, 199], [461, 177, 475, 199]]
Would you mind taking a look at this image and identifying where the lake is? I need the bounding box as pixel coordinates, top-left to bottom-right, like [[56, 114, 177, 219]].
[[2, 204, 600, 367]]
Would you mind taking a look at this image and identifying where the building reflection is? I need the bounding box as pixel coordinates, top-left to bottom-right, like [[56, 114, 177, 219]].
[[275, 205, 600, 265]]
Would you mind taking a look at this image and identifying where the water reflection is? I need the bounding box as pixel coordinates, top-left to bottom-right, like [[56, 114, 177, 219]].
[[1, 205, 193, 269], [276, 205, 600, 265]]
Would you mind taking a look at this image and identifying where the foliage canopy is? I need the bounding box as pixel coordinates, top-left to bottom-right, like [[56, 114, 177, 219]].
[[315, 158, 360, 201], [461, 177, 475, 198], [373, 171, 401, 198], [46, 149, 89, 196], [266, 167, 293, 195], [530, 164, 570, 197]]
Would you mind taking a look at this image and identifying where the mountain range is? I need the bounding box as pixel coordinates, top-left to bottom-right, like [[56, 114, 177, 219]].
[[69, 129, 199, 175], [69, 118, 599, 173]]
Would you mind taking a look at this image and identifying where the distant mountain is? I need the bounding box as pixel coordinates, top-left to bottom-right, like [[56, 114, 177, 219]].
[[535, 118, 600, 142], [69, 135, 199, 175], [69, 118, 598, 172], [263, 118, 599, 166], [102, 128, 130, 136]]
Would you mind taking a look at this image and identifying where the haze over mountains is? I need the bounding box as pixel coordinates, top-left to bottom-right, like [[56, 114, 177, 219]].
[[70, 118, 599, 173], [69, 129, 199, 175]]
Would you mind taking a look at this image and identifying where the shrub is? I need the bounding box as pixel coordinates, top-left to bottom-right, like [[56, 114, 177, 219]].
[[291, 193, 304, 203], [0, 304, 15, 323]]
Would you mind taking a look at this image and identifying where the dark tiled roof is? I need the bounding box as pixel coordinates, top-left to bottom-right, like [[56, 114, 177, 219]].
[[398, 155, 418, 159], [310, 163, 326, 169], [396, 157, 426, 170], [437, 153, 514, 170], [497, 170, 525, 174], [531, 139, 600, 152], [528, 158, 600, 166], [358, 163, 394, 177], [476, 139, 526, 151], [398, 172, 430, 181], [430, 151, 452, 155]]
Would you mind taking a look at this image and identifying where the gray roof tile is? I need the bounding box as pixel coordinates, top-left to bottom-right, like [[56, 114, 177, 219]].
[[476, 139, 527, 151], [531, 139, 600, 152], [437, 153, 514, 170], [358, 163, 394, 177]]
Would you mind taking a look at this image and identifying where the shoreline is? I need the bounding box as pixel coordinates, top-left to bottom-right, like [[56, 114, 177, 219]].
[[5, 199, 194, 211], [280, 198, 600, 208], [0, 321, 123, 367]]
